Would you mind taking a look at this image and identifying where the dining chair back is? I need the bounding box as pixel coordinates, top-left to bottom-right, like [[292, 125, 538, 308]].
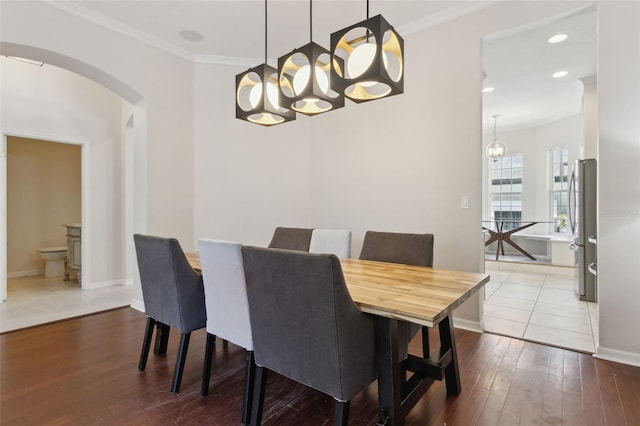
[[198, 239, 256, 423], [359, 230, 435, 358], [309, 228, 352, 258], [359, 231, 434, 267], [241, 246, 376, 426], [133, 234, 206, 394], [267, 226, 313, 251]]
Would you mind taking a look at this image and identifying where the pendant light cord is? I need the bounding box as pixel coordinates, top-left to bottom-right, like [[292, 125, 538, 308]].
[[309, 0, 313, 42], [493, 114, 499, 141], [366, 0, 371, 42], [264, 0, 268, 64]]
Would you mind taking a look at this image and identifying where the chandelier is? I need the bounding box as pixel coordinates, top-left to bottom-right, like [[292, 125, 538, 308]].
[[235, 0, 295, 126], [486, 115, 507, 161], [235, 0, 405, 126]]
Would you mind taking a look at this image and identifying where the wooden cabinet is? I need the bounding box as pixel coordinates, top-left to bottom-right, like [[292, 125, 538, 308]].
[[64, 224, 81, 285]]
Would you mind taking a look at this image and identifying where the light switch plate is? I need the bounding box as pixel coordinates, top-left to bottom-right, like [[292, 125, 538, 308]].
[[460, 196, 469, 209]]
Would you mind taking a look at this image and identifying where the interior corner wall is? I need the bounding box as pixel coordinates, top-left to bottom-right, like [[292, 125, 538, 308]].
[[193, 63, 311, 247], [1, 57, 125, 284]]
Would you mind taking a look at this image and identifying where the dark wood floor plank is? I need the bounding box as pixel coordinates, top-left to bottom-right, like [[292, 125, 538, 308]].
[[614, 374, 640, 425], [595, 359, 628, 425], [2, 308, 640, 426]]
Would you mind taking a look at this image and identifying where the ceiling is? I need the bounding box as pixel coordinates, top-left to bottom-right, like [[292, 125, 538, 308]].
[[54, 1, 596, 132], [482, 6, 597, 132]]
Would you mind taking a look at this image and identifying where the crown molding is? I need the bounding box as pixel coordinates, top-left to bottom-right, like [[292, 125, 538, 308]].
[[44, 0, 498, 66], [398, 0, 503, 36], [45, 0, 196, 62]]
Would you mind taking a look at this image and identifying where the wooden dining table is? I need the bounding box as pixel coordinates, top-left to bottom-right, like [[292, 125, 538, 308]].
[[186, 252, 489, 426]]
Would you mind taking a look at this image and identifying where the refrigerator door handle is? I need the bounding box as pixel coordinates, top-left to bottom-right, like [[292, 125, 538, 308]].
[[568, 170, 576, 235]]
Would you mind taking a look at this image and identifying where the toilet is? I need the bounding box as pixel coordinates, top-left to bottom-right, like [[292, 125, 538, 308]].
[[37, 247, 67, 277]]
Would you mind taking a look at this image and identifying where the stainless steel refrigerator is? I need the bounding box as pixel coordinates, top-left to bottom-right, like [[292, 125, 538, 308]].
[[568, 158, 597, 302]]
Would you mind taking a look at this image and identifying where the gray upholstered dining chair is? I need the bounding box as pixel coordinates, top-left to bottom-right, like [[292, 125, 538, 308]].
[[359, 231, 434, 267], [267, 226, 313, 251], [198, 239, 255, 424], [309, 228, 352, 258], [133, 234, 207, 394], [359, 231, 435, 356], [241, 246, 376, 426]]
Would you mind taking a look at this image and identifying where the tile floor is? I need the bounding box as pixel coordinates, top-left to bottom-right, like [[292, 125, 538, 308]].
[[483, 261, 597, 353], [0, 275, 132, 333]]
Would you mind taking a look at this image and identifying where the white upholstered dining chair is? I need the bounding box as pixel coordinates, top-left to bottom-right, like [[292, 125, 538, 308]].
[[309, 228, 352, 258]]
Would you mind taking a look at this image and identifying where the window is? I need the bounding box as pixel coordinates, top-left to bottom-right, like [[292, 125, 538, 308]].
[[489, 154, 523, 230], [550, 146, 569, 232]]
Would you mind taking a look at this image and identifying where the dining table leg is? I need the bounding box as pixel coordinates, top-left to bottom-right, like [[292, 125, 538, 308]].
[[438, 315, 461, 395], [374, 316, 403, 426]]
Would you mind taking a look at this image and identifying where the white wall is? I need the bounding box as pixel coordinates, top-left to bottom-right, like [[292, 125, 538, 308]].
[[596, 1, 640, 365], [1, 58, 125, 287], [193, 63, 311, 247]]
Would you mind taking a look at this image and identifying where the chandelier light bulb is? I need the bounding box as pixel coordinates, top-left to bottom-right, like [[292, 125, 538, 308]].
[[293, 65, 330, 94], [347, 43, 376, 78], [249, 83, 263, 108]]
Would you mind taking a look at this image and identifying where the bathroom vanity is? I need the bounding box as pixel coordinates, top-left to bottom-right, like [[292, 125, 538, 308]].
[[64, 224, 81, 285]]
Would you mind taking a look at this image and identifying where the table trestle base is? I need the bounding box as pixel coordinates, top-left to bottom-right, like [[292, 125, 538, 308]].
[[375, 314, 460, 426]]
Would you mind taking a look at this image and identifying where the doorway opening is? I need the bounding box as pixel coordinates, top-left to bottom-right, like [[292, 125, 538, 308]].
[[480, 6, 598, 353], [0, 49, 145, 332]]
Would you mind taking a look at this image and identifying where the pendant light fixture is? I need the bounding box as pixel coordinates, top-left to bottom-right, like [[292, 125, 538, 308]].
[[235, 0, 295, 126], [486, 115, 507, 162], [329, 0, 404, 103], [277, 0, 344, 115]]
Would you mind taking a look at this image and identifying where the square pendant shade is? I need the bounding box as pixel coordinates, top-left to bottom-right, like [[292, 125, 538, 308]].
[[236, 63, 296, 126], [330, 14, 404, 103], [278, 42, 344, 116]]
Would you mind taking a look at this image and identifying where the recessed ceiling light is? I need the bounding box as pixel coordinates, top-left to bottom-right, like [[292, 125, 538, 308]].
[[482, 87, 495, 93], [553, 71, 569, 78], [180, 30, 203, 42], [548, 34, 568, 44]]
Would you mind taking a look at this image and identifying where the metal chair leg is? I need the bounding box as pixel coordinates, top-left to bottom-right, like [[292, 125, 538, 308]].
[[334, 400, 350, 426], [250, 366, 267, 426], [138, 317, 156, 371], [201, 332, 216, 396], [171, 332, 191, 394], [154, 322, 170, 355], [242, 351, 256, 425]]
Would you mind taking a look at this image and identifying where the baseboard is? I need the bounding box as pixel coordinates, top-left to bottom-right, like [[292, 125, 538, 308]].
[[7, 270, 42, 278], [454, 318, 483, 334], [594, 346, 640, 367], [130, 298, 145, 313], [83, 280, 130, 290], [485, 260, 576, 277]]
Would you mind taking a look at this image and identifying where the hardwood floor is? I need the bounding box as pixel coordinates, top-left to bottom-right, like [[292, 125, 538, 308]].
[[1, 308, 639, 425]]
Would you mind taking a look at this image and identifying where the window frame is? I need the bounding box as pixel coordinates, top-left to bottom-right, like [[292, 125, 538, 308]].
[[488, 153, 523, 231]]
